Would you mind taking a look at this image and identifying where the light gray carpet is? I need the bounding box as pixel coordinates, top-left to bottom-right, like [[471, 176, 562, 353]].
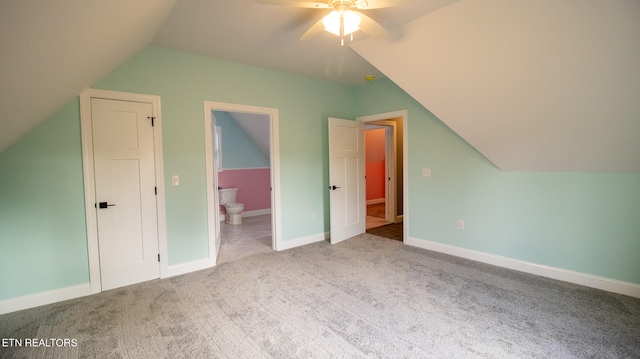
[[1, 234, 639, 358]]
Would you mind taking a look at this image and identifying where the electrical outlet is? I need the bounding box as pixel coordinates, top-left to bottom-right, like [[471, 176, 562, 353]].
[[457, 219, 465, 230], [171, 175, 179, 187], [312, 212, 317, 220], [422, 168, 431, 177]]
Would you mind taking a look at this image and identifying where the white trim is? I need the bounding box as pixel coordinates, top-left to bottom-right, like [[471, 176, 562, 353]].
[[80, 89, 168, 294], [0, 284, 91, 315], [204, 101, 282, 258], [204, 106, 220, 267], [278, 232, 326, 251], [243, 208, 272, 217], [218, 208, 273, 220], [406, 236, 640, 299], [166, 258, 213, 278]]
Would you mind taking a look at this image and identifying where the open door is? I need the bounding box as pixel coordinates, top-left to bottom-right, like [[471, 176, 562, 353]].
[[328, 117, 365, 244]]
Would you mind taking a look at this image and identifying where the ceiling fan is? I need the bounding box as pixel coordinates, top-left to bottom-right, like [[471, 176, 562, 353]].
[[256, 0, 416, 45]]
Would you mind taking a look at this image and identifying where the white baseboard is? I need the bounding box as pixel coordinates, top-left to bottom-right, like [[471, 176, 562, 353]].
[[166, 257, 214, 278], [277, 232, 326, 251], [366, 198, 385, 205], [219, 208, 272, 220], [406, 236, 640, 299], [0, 283, 92, 315], [243, 208, 271, 218]]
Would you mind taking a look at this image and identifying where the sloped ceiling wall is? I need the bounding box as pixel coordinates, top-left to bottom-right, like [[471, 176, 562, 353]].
[[229, 112, 271, 160], [352, 0, 640, 173], [0, 0, 177, 154]]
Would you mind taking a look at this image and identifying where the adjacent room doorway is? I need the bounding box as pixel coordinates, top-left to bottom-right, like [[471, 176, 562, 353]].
[[359, 111, 406, 242], [327, 110, 407, 244], [204, 102, 282, 264], [364, 122, 396, 228]]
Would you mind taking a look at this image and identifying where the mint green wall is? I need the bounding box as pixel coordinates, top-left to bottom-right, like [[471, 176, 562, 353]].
[[94, 46, 355, 265], [3, 46, 638, 303], [0, 100, 89, 300], [213, 111, 269, 169], [355, 78, 640, 284]]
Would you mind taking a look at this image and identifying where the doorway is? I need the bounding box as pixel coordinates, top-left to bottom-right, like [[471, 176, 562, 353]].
[[358, 111, 406, 243], [204, 102, 281, 264], [364, 124, 393, 229]]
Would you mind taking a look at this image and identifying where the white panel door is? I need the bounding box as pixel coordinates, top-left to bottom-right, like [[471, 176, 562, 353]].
[[92, 98, 159, 290], [328, 117, 365, 244]]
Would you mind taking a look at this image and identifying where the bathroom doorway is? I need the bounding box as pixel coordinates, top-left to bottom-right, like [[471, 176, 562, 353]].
[[204, 102, 281, 265]]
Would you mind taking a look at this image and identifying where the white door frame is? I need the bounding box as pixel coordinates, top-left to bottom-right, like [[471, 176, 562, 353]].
[[80, 88, 168, 294], [204, 101, 282, 260], [358, 110, 408, 242]]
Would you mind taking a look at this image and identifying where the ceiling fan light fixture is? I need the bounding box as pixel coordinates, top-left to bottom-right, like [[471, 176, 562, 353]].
[[323, 10, 361, 37]]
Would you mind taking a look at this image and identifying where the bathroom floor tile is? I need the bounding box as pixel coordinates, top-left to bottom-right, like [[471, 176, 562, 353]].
[[217, 214, 273, 264]]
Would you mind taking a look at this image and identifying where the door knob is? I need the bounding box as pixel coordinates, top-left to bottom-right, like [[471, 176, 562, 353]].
[[98, 202, 116, 209], [328, 185, 341, 190]]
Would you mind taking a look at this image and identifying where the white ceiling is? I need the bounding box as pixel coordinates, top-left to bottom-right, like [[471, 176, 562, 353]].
[[0, 0, 456, 154], [152, 0, 459, 85], [1, 0, 638, 173]]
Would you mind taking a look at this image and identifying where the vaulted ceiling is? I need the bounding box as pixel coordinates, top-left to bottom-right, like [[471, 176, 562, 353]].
[[1, 0, 638, 173], [0, 0, 178, 154], [352, 0, 640, 172]]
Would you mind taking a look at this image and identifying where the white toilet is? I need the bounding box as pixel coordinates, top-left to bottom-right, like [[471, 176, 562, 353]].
[[218, 188, 244, 225]]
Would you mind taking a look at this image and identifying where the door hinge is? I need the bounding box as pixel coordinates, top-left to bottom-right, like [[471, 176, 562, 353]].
[[147, 116, 156, 126], [155, 186, 157, 195], [158, 253, 160, 262]]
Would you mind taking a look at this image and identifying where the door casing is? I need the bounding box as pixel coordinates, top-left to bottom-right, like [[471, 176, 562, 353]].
[[80, 89, 168, 294]]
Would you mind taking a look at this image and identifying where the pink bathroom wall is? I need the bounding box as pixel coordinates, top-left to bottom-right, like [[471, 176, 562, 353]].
[[218, 168, 271, 212], [365, 129, 386, 201], [366, 160, 385, 200]]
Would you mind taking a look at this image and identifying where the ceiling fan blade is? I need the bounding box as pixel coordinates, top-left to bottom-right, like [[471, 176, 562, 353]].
[[255, 0, 330, 8], [354, 11, 387, 38], [299, 17, 326, 40], [356, 0, 418, 10]]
